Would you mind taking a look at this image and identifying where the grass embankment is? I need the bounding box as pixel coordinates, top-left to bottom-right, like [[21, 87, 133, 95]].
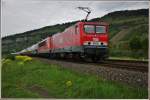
[[109, 57, 148, 61], [2, 56, 148, 98]]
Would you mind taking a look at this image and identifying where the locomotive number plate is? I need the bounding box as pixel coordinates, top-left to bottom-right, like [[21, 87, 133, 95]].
[[93, 42, 99, 45], [93, 38, 99, 41]]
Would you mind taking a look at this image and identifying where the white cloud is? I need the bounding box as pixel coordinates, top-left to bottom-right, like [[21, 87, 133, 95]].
[[1, 0, 149, 37]]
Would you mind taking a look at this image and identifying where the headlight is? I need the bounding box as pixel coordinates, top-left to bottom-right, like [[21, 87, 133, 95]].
[[103, 42, 108, 46], [83, 41, 89, 45], [83, 41, 108, 46]]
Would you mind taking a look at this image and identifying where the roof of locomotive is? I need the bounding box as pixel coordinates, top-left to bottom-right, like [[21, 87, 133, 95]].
[[76, 21, 109, 25]]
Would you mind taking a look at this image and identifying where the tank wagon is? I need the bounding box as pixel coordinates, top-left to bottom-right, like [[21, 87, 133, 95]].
[[19, 21, 109, 61]]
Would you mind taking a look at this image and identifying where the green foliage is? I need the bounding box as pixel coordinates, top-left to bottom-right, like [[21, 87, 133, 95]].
[[141, 36, 148, 52], [128, 35, 148, 59], [4, 54, 15, 60], [129, 36, 142, 51], [108, 16, 148, 59], [109, 25, 121, 39], [122, 24, 148, 41], [2, 59, 148, 98], [141, 36, 148, 58], [109, 48, 147, 59]]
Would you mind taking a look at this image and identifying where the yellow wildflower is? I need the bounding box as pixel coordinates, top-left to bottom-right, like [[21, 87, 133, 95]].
[[15, 55, 24, 61], [23, 57, 32, 62], [2, 59, 12, 65], [66, 80, 72, 87], [15, 55, 32, 62], [18, 62, 24, 66]]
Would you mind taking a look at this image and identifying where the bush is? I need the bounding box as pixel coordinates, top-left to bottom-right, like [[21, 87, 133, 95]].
[[129, 36, 142, 51], [109, 49, 132, 57], [141, 36, 148, 53], [5, 54, 15, 60], [2, 59, 12, 66], [15, 55, 32, 62]]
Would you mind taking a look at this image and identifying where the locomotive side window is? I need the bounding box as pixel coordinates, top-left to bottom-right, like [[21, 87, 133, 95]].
[[39, 41, 46, 47], [84, 25, 95, 33], [75, 25, 77, 34], [96, 26, 106, 33], [75, 25, 79, 34]]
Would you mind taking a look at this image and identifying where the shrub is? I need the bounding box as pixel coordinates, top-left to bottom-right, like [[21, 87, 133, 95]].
[[141, 36, 148, 53], [2, 59, 12, 65], [5, 54, 15, 60], [66, 80, 72, 87], [15, 55, 32, 62], [129, 36, 142, 51]]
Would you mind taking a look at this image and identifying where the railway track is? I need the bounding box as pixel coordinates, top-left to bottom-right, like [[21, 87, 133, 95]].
[[52, 58, 148, 72], [97, 59, 148, 72], [33, 56, 148, 72]]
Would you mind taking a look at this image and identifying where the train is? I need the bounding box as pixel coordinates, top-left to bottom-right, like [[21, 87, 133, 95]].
[[17, 21, 109, 62]]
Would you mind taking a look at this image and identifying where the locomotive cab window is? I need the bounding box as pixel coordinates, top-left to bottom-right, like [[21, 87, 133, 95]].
[[75, 25, 78, 34], [39, 41, 46, 47], [96, 26, 106, 33], [84, 25, 95, 33]]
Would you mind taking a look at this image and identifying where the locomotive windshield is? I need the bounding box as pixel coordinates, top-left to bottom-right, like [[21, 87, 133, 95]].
[[84, 25, 95, 33], [96, 26, 106, 33], [84, 25, 106, 34]]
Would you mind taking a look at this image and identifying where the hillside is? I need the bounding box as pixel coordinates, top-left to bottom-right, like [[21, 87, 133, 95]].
[[2, 9, 149, 58]]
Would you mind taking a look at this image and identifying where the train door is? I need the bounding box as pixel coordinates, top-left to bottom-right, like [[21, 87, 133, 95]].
[[74, 25, 80, 46]]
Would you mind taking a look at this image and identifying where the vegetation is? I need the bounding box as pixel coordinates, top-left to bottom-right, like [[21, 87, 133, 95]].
[[2, 56, 148, 98], [2, 9, 149, 59]]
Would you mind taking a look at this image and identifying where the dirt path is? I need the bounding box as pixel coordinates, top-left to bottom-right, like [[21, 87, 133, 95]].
[[26, 85, 53, 98], [33, 57, 148, 88], [110, 29, 130, 45]]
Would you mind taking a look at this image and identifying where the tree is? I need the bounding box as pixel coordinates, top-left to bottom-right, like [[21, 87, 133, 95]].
[[129, 36, 142, 51], [141, 36, 148, 54]]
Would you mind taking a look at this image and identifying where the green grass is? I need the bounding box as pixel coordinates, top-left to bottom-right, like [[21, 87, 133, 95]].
[[109, 48, 148, 60], [2, 58, 148, 98], [109, 56, 148, 61]]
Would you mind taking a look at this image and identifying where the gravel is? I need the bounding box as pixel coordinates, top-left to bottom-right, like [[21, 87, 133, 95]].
[[34, 57, 148, 88]]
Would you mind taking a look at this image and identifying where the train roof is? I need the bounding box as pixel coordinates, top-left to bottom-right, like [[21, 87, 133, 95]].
[[77, 21, 109, 25], [37, 37, 51, 43]]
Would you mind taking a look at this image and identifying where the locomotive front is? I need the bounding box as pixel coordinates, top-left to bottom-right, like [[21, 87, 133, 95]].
[[80, 22, 109, 61]]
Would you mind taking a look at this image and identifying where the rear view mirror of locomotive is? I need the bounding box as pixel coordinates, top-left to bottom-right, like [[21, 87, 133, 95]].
[[51, 21, 109, 61]]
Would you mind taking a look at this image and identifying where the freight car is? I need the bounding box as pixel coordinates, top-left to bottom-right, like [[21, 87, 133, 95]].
[[18, 21, 109, 62]]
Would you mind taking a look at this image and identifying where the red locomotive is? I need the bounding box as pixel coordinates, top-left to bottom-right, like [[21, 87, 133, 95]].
[[19, 21, 109, 61], [18, 7, 109, 61]]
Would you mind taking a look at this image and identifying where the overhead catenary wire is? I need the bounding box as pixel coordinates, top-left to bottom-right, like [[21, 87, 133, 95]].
[[77, 7, 92, 21]]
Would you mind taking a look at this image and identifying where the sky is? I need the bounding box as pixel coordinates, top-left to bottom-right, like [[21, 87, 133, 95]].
[[1, 0, 149, 37]]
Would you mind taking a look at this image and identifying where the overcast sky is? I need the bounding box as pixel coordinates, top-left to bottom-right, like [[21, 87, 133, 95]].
[[1, 0, 149, 37]]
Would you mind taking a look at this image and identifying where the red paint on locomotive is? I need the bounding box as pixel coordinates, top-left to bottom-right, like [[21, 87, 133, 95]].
[[19, 21, 109, 60], [52, 22, 81, 50], [79, 22, 108, 46], [51, 21, 109, 54], [37, 37, 52, 53]]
